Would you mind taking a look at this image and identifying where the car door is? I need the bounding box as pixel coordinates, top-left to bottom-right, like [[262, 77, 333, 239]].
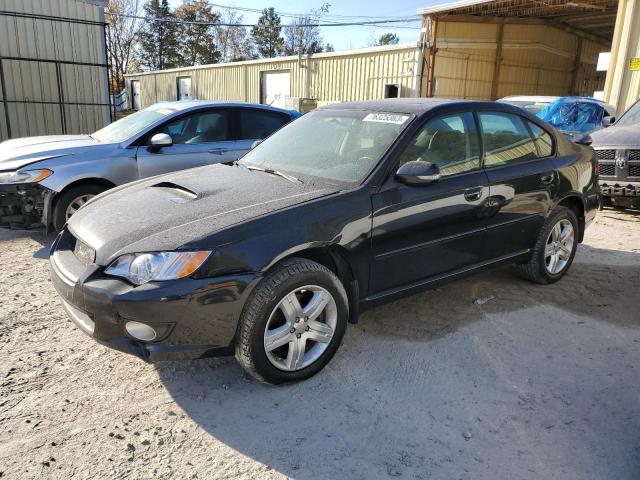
[[478, 111, 558, 259], [370, 111, 491, 295], [136, 108, 240, 178], [233, 107, 292, 153]]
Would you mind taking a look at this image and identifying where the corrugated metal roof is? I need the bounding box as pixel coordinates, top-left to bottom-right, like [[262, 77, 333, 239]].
[[417, 0, 618, 42]]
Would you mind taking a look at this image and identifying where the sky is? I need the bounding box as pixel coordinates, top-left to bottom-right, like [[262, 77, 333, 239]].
[[168, 0, 445, 51]]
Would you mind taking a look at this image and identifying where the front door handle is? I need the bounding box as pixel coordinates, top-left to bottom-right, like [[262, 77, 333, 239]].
[[464, 187, 483, 202], [540, 173, 554, 184]]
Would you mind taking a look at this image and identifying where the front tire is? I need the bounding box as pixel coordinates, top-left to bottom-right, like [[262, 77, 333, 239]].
[[235, 258, 348, 384], [52, 184, 107, 232], [516, 206, 579, 284]]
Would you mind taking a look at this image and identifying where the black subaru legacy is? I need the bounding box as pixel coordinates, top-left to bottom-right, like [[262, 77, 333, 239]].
[[50, 99, 600, 384]]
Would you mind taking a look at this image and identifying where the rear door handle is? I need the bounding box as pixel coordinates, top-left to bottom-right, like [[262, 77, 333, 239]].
[[540, 173, 554, 184], [464, 187, 483, 202]]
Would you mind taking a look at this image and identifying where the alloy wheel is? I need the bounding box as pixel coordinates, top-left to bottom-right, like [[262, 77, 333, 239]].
[[544, 219, 574, 275], [263, 285, 338, 372], [65, 194, 96, 220]]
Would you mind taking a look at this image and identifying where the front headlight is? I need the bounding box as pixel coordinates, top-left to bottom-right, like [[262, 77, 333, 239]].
[[0, 169, 53, 184], [105, 251, 212, 285]]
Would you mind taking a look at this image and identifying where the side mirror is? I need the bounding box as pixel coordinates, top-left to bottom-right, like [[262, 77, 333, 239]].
[[148, 133, 173, 152], [573, 133, 592, 145], [602, 116, 615, 127], [251, 139, 263, 149], [396, 160, 440, 185]]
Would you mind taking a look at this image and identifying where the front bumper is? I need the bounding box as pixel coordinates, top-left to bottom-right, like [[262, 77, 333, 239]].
[[0, 183, 52, 228], [599, 180, 640, 208], [49, 230, 260, 362]]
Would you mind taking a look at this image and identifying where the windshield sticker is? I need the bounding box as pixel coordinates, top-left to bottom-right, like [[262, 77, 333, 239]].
[[363, 113, 410, 125]]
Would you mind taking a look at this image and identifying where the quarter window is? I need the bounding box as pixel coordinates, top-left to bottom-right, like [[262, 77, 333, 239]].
[[478, 112, 538, 167], [528, 122, 554, 158], [239, 109, 288, 140], [397, 112, 480, 177]]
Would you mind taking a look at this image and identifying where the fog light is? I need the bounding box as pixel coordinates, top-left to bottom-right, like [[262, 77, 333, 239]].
[[125, 321, 157, 341]]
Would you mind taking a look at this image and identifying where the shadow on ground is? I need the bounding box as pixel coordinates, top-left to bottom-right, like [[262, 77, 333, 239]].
[[157, 245, 640, 479]]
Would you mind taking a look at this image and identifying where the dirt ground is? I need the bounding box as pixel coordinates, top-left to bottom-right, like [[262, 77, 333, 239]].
[[1, 209, 639, 480]]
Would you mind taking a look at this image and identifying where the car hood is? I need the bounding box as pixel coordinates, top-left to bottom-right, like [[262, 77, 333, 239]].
[[68, 164, 337, 265], [0, 135, 102, 170], [590, 125, 640, 148]]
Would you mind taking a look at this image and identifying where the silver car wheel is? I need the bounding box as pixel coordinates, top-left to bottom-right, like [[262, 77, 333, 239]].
[[544, 219, 574, 275], [263, 285, 338, 372], [65, 194, 95, 220]]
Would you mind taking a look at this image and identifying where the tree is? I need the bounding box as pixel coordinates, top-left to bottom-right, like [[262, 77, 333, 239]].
[[175, 0, 220, 66], [377, 33, 399, 45], [251, 8, 284, 58], [216, 8, 255, 62], [136, 0, 182, 71], [324, 43, 335, 52], [106, 0, 143, 92], [283, 4, 329, 56]]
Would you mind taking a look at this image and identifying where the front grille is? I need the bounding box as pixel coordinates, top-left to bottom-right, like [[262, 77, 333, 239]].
[[596, 149, 616, 161], [628, 150, 640, 161], [629, 165, 640, 177], [599, 163, 615, 177]]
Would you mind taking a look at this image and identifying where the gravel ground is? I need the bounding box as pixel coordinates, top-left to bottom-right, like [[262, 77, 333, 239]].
[[1, 210, 639, 480]]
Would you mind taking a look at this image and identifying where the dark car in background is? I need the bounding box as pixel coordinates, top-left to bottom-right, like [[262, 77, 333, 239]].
[[591, 99, 640, 210], [49, 99, 600, 384]]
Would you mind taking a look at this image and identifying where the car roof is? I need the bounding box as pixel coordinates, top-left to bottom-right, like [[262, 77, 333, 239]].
[[499, 95, 560, 103], [146, 100, 294, 115], [316, 98, 521, 115]]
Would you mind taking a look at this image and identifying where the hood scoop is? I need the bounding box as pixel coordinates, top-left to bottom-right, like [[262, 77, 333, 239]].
[[149, 181, 199, 203]]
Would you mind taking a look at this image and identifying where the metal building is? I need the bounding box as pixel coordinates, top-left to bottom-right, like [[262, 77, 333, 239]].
[[0, 0, 110, 141], [124, 44, 422, 111]]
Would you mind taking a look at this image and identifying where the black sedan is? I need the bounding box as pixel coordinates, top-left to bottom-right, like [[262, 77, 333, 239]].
[[49, 99, 600, 384]]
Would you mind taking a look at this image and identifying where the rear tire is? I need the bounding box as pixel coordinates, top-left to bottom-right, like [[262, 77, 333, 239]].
[[52, 184, 107, 232], [235, 258, 348, 384], [516, 206, 579, 284]]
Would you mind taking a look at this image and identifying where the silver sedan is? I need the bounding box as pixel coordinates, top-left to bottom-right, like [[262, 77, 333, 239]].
[[0, 101, 300, 230]]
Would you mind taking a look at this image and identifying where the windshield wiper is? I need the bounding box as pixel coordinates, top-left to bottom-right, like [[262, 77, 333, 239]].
[[244, 165, 303, 184]]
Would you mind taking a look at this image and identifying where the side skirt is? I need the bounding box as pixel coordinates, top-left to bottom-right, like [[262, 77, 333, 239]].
[[359, 249, 531, 311]]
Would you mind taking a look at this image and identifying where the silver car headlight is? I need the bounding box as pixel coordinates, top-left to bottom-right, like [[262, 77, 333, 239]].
[[0, 169, 53, 184], [105, 251, 212, 286]]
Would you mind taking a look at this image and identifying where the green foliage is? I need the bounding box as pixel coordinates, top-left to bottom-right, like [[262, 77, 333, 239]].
[[175, 0, 221, 66], [251, 7, 284, 58], [377, 33, 399, 45], [136, 0, 182, 70]]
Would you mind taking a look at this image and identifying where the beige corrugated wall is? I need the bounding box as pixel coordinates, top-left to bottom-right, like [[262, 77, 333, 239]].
[[604, 0, 640, 113], [0, 0, 110, 141], [124, 45, 420, 109], [425, 20, 607, 101]]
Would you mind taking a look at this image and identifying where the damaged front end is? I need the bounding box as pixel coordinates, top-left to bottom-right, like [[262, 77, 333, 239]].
[[0, 169, 55, 229]]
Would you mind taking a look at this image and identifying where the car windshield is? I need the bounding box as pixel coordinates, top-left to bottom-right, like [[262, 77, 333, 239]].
[[616, 101, 640, 126], [239, 109, 413, 184], [92, 107, 174, 143], [503, 100, 551, 114]]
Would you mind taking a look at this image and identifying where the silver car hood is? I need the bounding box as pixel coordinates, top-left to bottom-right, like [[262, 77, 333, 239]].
[[0, 135, 103, 170], [591, 125, 640, 148]]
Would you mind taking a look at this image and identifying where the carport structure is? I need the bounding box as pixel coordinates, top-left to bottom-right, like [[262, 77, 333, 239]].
[[417, 0, 620, 106]]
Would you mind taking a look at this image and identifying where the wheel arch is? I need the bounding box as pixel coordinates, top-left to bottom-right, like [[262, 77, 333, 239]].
[[555, 193, 586, 242], [48, 177, 117, 227], [265, 243, 360, 324]]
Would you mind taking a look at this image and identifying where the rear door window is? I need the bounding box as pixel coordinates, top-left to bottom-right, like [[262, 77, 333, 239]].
[[478, 112, 538, 167], [238, 109, 289, 140], [528, 121, 554, 158]]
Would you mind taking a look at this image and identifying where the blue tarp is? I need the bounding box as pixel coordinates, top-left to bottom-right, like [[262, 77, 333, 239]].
[[536, 97, 605, 133]]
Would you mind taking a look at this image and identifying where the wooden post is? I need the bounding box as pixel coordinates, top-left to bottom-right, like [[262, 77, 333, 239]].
[[490, 21, 504, 100], [426, 16, 438, 97], [570, 37, 583, 95]]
